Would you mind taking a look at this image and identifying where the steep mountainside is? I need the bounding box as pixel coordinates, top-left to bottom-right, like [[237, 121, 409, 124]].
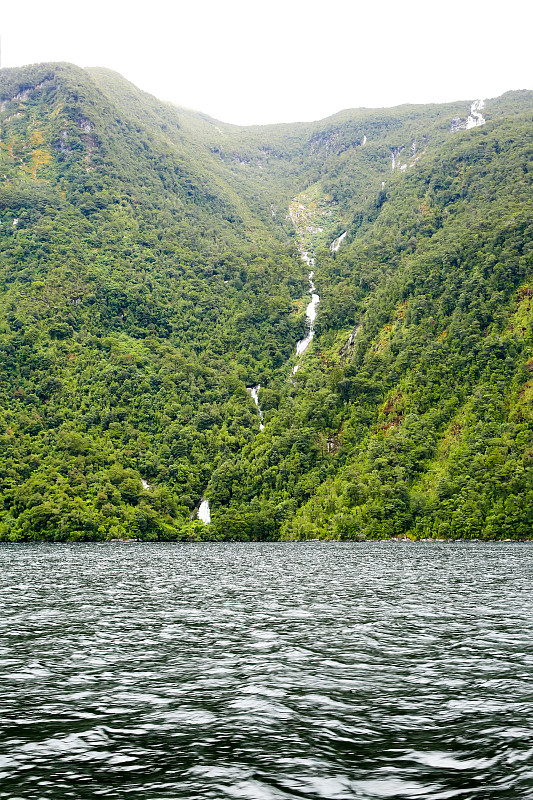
[[1, 62, 532, 540]]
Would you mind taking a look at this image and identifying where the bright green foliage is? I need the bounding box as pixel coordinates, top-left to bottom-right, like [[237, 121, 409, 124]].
[[1, 63, 532, 540]]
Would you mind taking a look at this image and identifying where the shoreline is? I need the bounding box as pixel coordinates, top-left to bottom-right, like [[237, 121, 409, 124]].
[[1, 537, 531, 545]]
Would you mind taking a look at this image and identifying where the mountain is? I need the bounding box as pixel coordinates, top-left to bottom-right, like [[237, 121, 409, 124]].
[[1, 62, 532, 541]]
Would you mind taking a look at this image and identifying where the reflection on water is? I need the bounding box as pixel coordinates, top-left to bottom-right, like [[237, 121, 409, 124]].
[[1, 542, 532, 799]]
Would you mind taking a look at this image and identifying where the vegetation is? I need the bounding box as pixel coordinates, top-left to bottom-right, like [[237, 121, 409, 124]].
[[1, 63, 532, 540]]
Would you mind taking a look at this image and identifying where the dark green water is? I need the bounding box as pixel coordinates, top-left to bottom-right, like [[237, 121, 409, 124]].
[[1, 542, 532, 799]]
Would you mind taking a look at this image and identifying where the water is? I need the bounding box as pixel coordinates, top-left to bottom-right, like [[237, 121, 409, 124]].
[[330, 232, 347, 253], [466, 99, 486, 129], [295, 272, 320, 359], [198, 498, 211, 525], [1, 542, 532, 799], [247, 386, 265, 431]]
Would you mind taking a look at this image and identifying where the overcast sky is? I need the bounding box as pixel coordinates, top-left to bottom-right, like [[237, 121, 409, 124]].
[[1, 0, 531, 125]]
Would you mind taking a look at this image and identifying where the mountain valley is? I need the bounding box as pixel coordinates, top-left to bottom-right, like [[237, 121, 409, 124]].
[[1, 63, 532, 540]]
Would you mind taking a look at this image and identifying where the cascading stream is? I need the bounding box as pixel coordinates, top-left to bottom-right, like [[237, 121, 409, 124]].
[[293, 265, 320, 374], [198, 498, 211, 525], [466, 99, 486, 129], [204, 199, 325, 524], [296, 270, 320, 356], [200, 385, 265, 524], [330, 231, 347, 253], [247, 385, 264, 431], [288, 195, 323, 372]]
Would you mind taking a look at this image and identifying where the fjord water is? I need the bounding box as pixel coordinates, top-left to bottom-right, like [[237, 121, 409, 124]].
[[1, 543, 532, 800]]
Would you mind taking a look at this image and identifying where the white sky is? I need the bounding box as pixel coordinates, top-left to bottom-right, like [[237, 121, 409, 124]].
[[1, 0, 531, 125]]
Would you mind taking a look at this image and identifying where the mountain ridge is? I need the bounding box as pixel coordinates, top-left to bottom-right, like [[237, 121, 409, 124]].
[[1, 62, 532, 540]]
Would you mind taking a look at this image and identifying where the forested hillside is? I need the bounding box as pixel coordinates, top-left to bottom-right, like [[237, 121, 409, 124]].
[[1, 63, 532, 540]]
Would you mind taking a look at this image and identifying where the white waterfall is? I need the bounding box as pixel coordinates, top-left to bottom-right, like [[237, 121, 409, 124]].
[[330, 231, 347, 253], [295, 271, 320, 358], [289, 196, 321, 372], [247, 385, 264, 430], [198, 498, 211, 525], [466, 99, 486, 129]]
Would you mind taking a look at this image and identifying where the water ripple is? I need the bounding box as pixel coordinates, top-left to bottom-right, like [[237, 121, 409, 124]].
[[1, 542, 532, 799]]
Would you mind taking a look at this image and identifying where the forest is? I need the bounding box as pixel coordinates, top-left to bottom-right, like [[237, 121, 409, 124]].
[[0, 62, 532, 540]]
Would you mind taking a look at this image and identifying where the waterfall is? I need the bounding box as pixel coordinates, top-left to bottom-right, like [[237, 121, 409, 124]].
[[452, 100, 486, 133], [466, 99, 486, 129], [198, 498, 211, 525], [330, 231, 347, 253], [288, 196, 321, 371], [295, 271, 320, 360], [247, 385, 264, 430]]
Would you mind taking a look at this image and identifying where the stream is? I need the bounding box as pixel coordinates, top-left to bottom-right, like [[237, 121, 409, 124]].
[[330, 231, 347, 252], [199, 385, 265, 525], [198, 498, 211, 525], [293, 269, 320, 374], [200, 213, 322, 521], [247, 385, 264, 431], [466, 99, 486, 129]]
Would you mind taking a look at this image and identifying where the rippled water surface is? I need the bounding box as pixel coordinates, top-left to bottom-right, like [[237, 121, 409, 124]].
[[1, 542, 533, 799]]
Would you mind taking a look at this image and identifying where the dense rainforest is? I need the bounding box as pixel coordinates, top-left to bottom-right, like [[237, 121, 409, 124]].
[[0, 62, 532, 541]]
